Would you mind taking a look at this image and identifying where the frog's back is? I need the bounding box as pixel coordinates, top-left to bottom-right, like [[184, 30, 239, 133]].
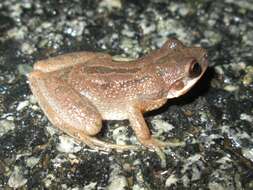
[[67, 60, 164, 104]]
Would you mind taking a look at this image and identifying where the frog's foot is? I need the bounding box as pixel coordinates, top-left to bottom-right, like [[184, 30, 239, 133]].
[[76, 132, 138, 151], [127, 108, 170, 150], [139, 137, 168, 168], [139, 137, 168, 150], [127, 108, 170, 167]]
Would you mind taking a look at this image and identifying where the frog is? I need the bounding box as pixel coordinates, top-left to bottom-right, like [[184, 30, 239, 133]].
[[28, 38, 208, 151]]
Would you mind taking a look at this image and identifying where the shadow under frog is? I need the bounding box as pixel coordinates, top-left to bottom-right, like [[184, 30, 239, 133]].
[[28, 38, 208, 152]]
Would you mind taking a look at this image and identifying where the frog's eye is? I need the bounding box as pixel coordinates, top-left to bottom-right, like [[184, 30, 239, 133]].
[[188, 59, 202, 78]]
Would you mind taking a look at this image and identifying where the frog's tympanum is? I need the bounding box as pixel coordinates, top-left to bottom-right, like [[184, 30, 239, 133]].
[[28, 38, 208, 151]]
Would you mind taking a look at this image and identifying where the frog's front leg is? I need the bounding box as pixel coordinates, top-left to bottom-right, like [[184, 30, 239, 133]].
[[28, 71, 136, 151], [127, 107, 168, 149], [34, 52, 111, 72]]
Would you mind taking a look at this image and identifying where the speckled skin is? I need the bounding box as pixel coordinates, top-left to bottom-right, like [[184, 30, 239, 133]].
[[28, 38, 208, 150]]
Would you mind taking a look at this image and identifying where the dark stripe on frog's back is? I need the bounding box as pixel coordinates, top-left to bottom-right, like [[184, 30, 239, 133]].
[[51, 67, 72, 81], [83, 65, 141, 74], [90, 75, 151, 90]]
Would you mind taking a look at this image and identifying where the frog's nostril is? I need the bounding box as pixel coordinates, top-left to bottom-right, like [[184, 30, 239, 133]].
[[188, 59, 202, 78]]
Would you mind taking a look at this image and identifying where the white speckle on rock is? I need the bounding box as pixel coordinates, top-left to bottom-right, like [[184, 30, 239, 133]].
[[216, 155, 233, 170], [26, 157, 40, 168], [112, 126, 129, 145], [18, 64, 33, 76], [69, 186, 78, 190], [182, 154, 202, 173], [46, 124, 58, 136], [151, 118, 174, 137], [8, 166, 27, 189], [132, 170, 151, 190], [61, 184, 68, 189], [208, 182, 225, 190], [132, 185, 146, 190], [181, 174, 190, 187], [216, 156, 232, 165], [191, 165, 201, 181], [240, 113, 253, 123], [43, 174, 55, 188], [230, 62, 246, 72], [21, 42, 36, 54], [200, 133, 223, 147], [242, 148, 253, 162], [56, 135, 82, 153], [108, 175, 128, 190], [227, 0, 253, 10], [214, 65, 224, 75], [83, 182, 97, 190], [99, 0, 122, 10], [64, 19, 86, 37], [0, 120, 15, 136], [243, 30, 253, 46], [165, 174, 178, 187], [29, 95, 37, 104], [38, 33, 64, 49], [52, 155, 68, 168], [121, 25, 136, 37], [221, 125, 253, 145], [224, 85, 239, 92], [16, 100, 29, 111], [168, 2, 190, 16], [157, 18, 187, 41], [22, 0, 32, 9], [243, 66, 253, 86], [31, 105, 40, 110], [6, 115, 14, 121], [204, 30, 222, 45], [139, 21, 156, 35], [221, 125, 230, 134], [7, 26, 28, 40], [120, 38, 140, 58], [107, 164, 128, 190], [38, 22, 53, 32]]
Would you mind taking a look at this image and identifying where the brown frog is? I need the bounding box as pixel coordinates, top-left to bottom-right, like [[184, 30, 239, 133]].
[[28, 38, 208, 151]]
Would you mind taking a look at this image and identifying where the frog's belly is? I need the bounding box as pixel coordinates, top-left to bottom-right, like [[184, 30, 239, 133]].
[[98, 107, 128, 120], [95, 102, 129, 120], [80, 91, 130, 120]]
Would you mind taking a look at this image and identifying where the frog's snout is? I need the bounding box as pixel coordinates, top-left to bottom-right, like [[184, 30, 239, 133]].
[[201, 51, 208, 69]]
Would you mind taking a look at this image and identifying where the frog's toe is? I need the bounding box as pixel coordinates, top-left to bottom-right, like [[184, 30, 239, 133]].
[[139, 137, 168, 167], [140, 137, 168, 150], [77, 133, 139, 151]]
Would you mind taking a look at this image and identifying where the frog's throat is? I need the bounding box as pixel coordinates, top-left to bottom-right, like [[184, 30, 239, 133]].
[[166, 76, 202, 99]]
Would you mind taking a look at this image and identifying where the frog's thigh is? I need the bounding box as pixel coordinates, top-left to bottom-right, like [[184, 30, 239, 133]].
[[29, 71, 102, 136], [34, 52, 111, 72]]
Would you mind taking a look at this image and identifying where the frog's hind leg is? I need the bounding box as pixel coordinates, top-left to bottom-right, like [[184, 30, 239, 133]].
[[28, 71, 137, 151], [74, 131, 138, 151], [34, 52, 112, 73]]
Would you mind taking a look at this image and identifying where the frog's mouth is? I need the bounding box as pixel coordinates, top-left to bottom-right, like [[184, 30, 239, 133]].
[[167, 76, 203, 99], [167, 56, 208, 99]]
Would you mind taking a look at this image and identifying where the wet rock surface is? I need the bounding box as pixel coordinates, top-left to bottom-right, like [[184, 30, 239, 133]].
[[0, 0, 253, 189]]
